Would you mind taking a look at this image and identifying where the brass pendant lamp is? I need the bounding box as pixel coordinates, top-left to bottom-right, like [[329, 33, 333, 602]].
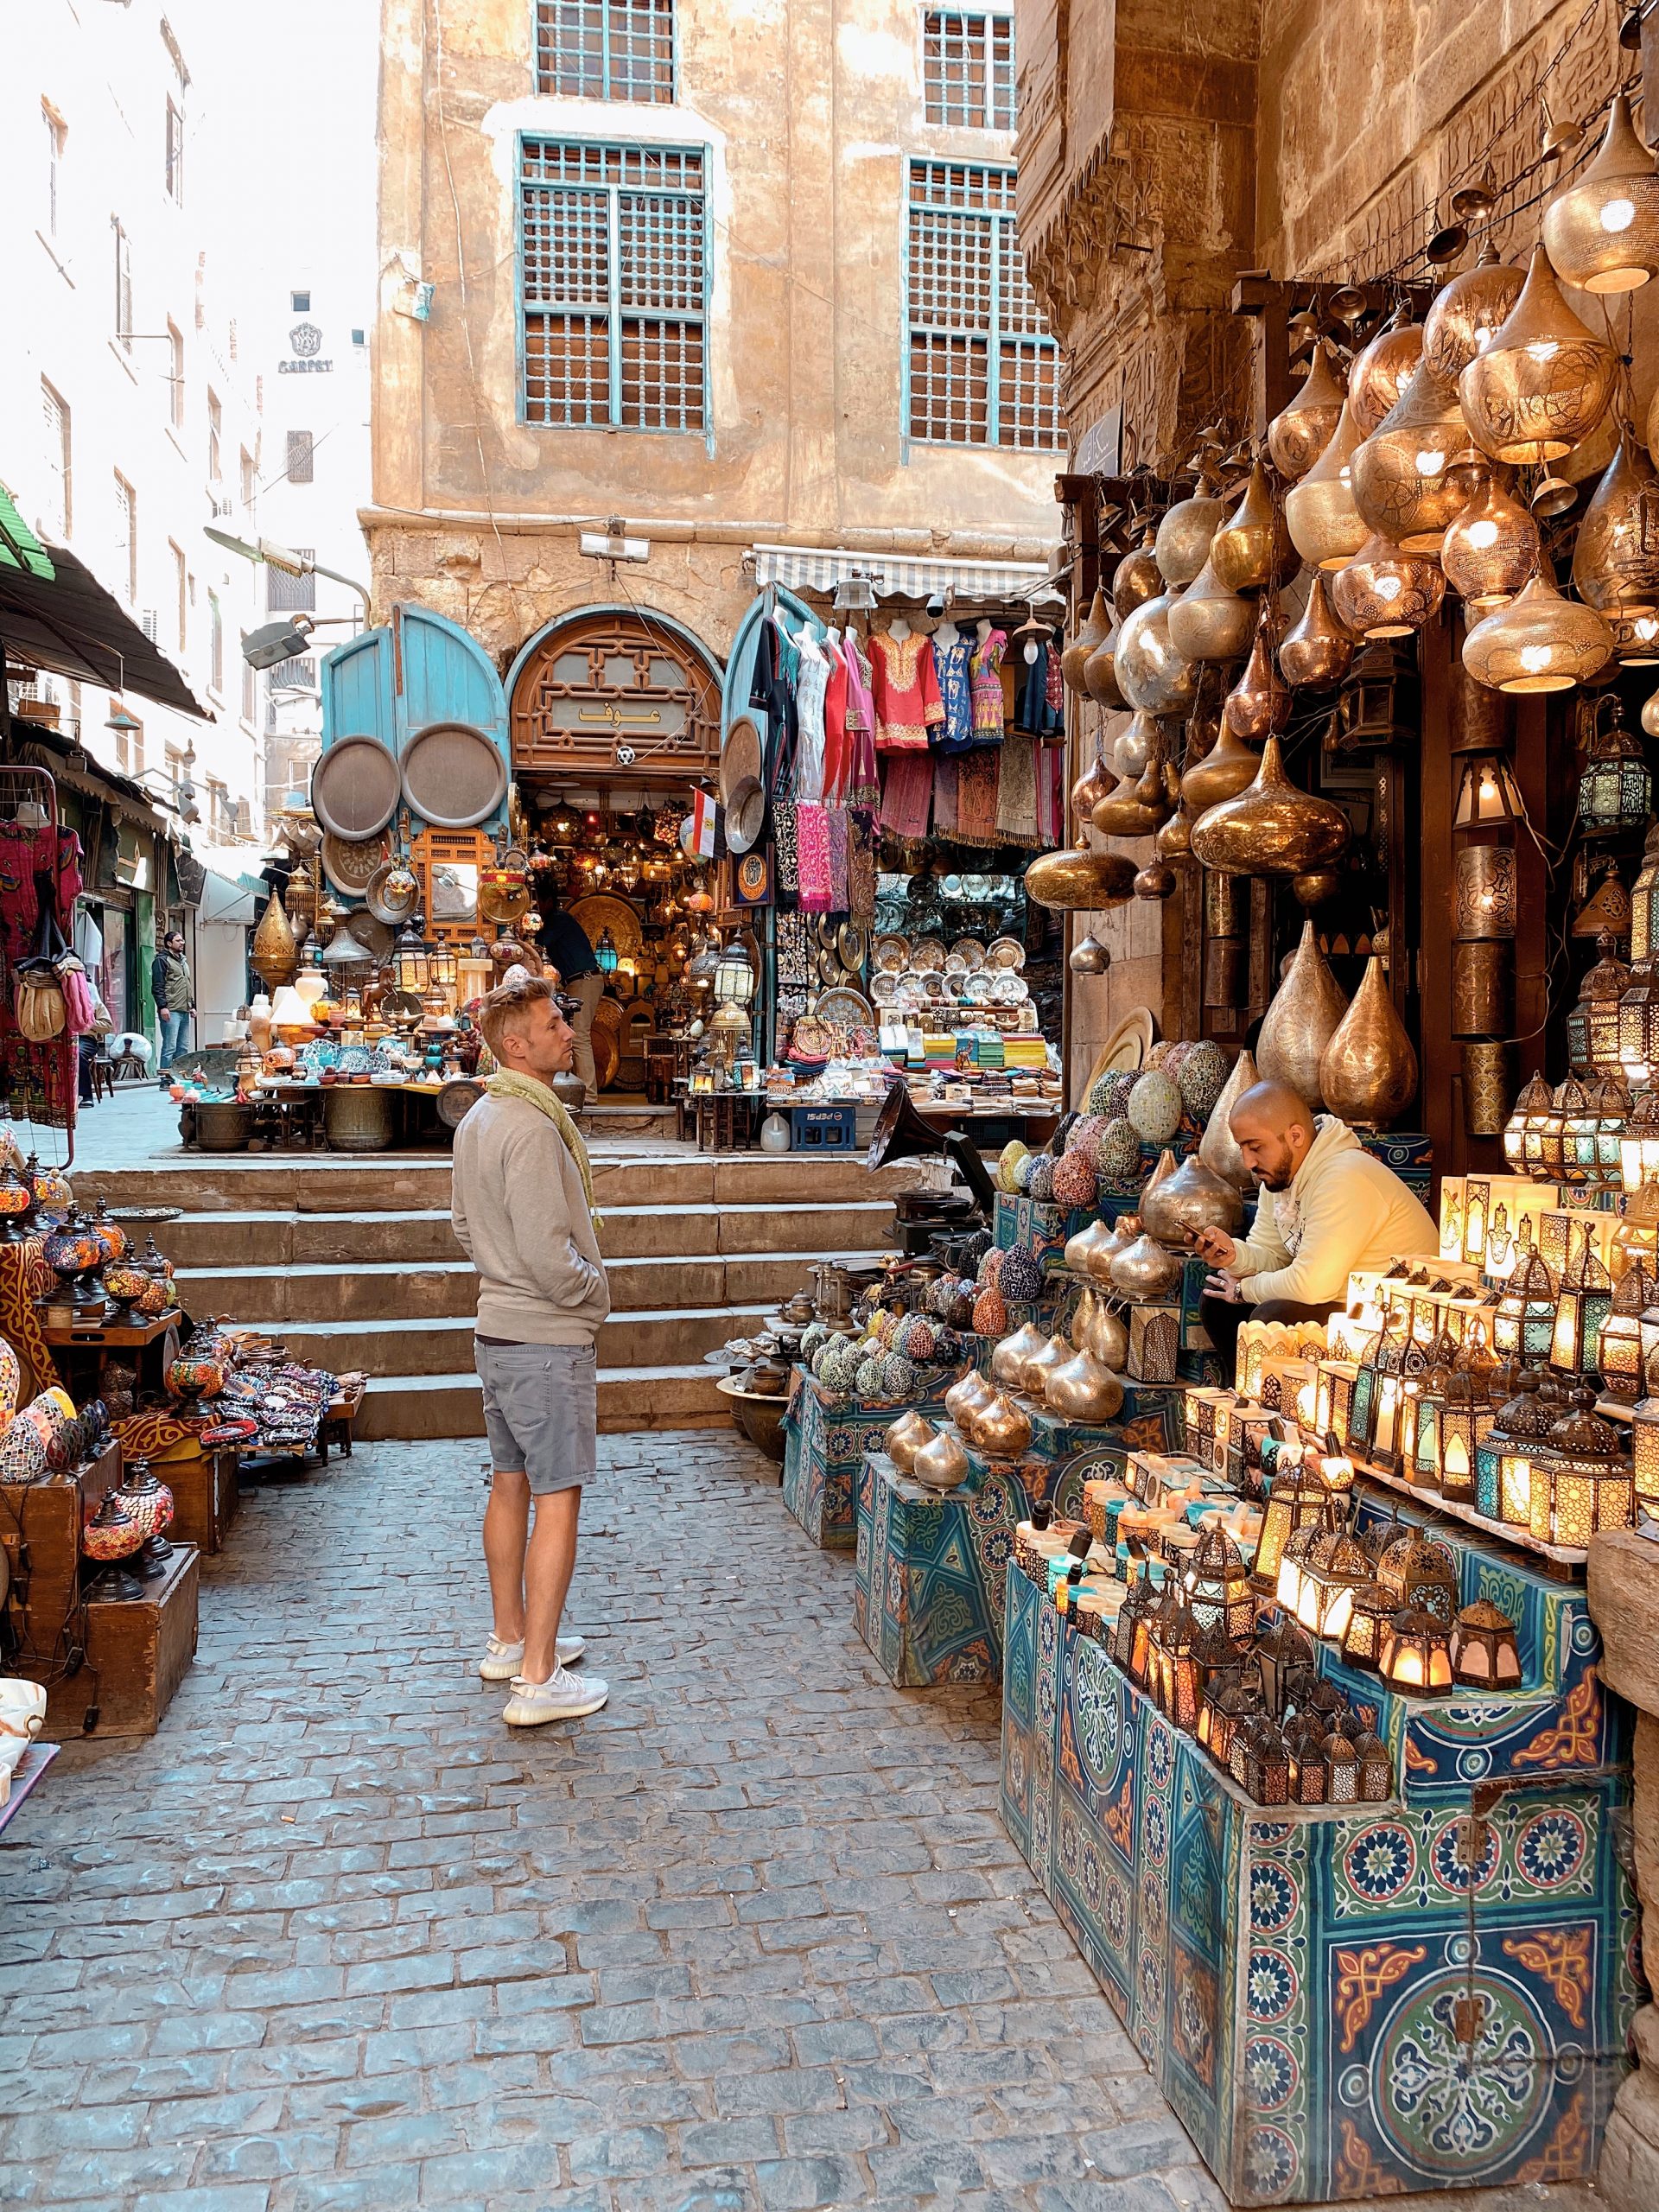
[[1542, 92, 1659, 295], [1268, 342, 1348, 482], [1441, 474, 1541, 608], [1573, 432, 1659, 615], [1459, 245, 1618, 465], [1351, 359, 1484, 551], [1286, 400, 1367, 570], [1188, 735, 1352, 877], [1462, 568, 1616, 693], [1154, 493, 1228, 588], [1024, 846, 1139, 911], [1255, 924, 1348, 1108], [1332, 531, 1448, 638], [1424, 245, 1526, 382], [1349, 314, 1424, 436], [1061, 587, 1111, 695], [1211, 464, 1281, 594], [1280, 575, 1356, 687], [1167, 557, 1255, 663], [1115, 592, 1198, 715]]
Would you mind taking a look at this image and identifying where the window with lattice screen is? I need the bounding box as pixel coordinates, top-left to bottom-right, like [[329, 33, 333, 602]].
[[535, 0, 674, 103], [923, 10, 1014, 130], [519, 139, 707, 433], [906, 161, 1058, 449]]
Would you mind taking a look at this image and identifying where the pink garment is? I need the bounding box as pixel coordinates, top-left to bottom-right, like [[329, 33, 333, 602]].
[[822, 639, 850, 802], [844, 635, 875, 734], [796, 802, 833, 910], [878, 752, 932, 841], [969, 628, 1007, 740]]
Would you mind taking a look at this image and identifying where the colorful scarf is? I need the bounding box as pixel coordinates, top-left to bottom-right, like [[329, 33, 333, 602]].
[[483, 1070, 600, 1226]]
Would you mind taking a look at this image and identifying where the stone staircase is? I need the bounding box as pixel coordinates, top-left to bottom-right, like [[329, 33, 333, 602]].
[[86, 1147, 915, 1440]]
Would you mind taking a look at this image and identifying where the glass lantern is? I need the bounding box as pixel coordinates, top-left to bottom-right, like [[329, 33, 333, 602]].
[[1200, 1672, 1264, 1768], [1275, 1517, 1328, 1622], [594, 928, 620, 975], [428, 939, 458, 991], [1493, 1251, 1560, 1366], [1621, 1087, 1659, 1192], [1313, 1360, 1359, 1446], [1326, 1732, 1360, 1805], [1631, 820, 1659, 963], [1535, 1387, 1635, 1547], [1251, 1464, 1336, 1593], [1568, 937, 1634, 1074], [1598, 1259, 1651, 1401], [1453, 753, 1524, 830], [1109, 1564, 1154, 1674], [1631, 1346, 1659, 1510], [1339, 1580, 1395, 1671], [714, 942, 755, 1008], [391, 918, 432, 995], [1255, 1616, 1316, 1722], [1285, 1715, 1330, 1807], [1378, 1606, 1456, 1695], [1504, 1072, 1554, 1173], [1294, 1529, 1374, 1643], [1578, 700, 1653, 836], [1354, 1728, 1395, 1800], [1160, 1600, 1202, 1734], [1620, 954, 1659, 1084], [1237, 1716, 1292, 1807], [1551, 1228, 1612, 1374], [1449, 1599, 1523, 1688], [1376, 1528, 1461, 1622], [1183, 1526, 1255, 1641]]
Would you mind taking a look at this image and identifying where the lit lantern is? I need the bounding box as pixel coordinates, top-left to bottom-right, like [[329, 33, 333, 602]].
[[1202, 1671, 1265, 1767], [1353, 1728, 1394, 1800], [1326, 1731, 1360, 1805], [1597, 1259, 1651, 1401], [1593, 1072, 1631, 1187], [391, 918, 433, 995], [1183, 1525, 1256, 1641], [1535, 1386, 1635, 1547], [1621, 1087, 1659, 1192], [1313, 1360, 1359, 1446], [1578, 700, 1653, 835], [1440, 1177, 1466, 1262], [1275, 1516, 1328, 1620], [1493, 1250, 1559, 1366], [1453, 753, 1524, 829], [1253, 1464, 1337, 1593], [1162, 1599, 1202, 1734], [1255, 1615, 1316, 1720], [428, 939, 458, 991], [1378, 1606, 1456, 1694], [1633, 820, 1659, 962], [1294, 1528, 1374, 1643], [1543, 1079, 1587, 1179], [1376, 1527, 1461, 1623], [1339, 1580, 1395, 1671], [1619, 954, 1659, 1084], [714, 941, 755, 1007], [1551, 1227, 1612, 1374], [1236, 1715, 1292, 1806], [1109, 1564, 1154, 1674], [1630, 1344, 1659, 1509], [1285, 1713, 1330, 1805], [1473, 1368, 1550, 1524], [1504, 1071, 1555, 1174], [1127, 1573, 1160, 1688], [1449, 1599, 1523, 1688], [594, 928, 620, 975], [1568, 938, 1634, 1076]]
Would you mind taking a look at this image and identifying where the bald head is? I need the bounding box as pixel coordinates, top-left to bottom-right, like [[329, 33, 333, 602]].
[[1229, 1078, 1317, 1192]]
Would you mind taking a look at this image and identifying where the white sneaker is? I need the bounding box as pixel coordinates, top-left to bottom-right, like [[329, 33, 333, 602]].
[[478, 1632, 586, 1681], [502, 1665, 608, 1726]]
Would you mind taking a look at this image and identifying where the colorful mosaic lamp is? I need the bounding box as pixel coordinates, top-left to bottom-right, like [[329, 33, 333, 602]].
[[1533, 1386, 1635, 1548], [1578, 698, 1652, 833], [1338, 1580, 1395, 1671], [1376, 1527, 1462, 1623], [1449, 1599, 1523, 1687], [1598, 1259, 1652, 1401], [1551, 1227, 1613, 1374], [1493, 1249, 1560, 1366], [1378, 1605, 1455, 1694]]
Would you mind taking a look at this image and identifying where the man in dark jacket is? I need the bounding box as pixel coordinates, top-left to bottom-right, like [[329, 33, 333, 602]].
[[538, 900, 602, 1103], [151, 930, 194, 1076]]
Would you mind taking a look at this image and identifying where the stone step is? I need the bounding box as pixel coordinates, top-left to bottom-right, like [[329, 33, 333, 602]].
[[599, 1199, 894, 1260], [159, 1209, 465, 1268], [283, 1303, 767, 1376], [357, 1362, 727, 1440]]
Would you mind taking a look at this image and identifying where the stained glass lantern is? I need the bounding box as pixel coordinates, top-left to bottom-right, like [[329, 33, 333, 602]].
[[1569, 937, 1634, 1074], [1256, 1616, 1316, 1720], [1252, 1463, 1336, 1593], [1239, 1717, 1293, 1807], [1339, 1580, 1395, 1671], [1632, 820, 1659, 962], [391, 918, 432, 995], [1579, 700, 1653, 836], [1109, 1562, 1151, 1673], [1378, 1605, 1455, 1694], [1494, 1250, 1559, 1365], [1453, 753, 1524, 829], [1619, 954, 1659, 1084], [1294, 1529, 1374, 1643], [1275, 1516, 1324, 1620], [1202, 1672, 1264, 1767], [1285, 1714, 1330, 1806], [1376, 1528, 1461, 1622], [1449, 1599, 1523, 1687], [429, 939, 458, 990], [1545, 1078, 1589, 1179], [1504, 1072, 1554, 1172], [1163, 1599, 1202, 1734], [1593, 1072, 1632, 1186], [1631, 1345, 1659, 1509], [1127, 1573, 1160, 1688], [1354, 1729, 1394, 1800], [1535, 1386, 1635, 1547], [1184, 1525, 1255, 1641], [1552, 1228, 1613, 1373], [1598, 1260, 1651, 1400], [1621, 1087, 1659, 1192]]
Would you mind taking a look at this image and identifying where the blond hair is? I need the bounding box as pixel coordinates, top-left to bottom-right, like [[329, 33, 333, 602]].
[[478, 975, 557, 1066]]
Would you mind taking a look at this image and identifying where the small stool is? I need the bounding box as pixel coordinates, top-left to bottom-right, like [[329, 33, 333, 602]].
[[88, 1055, 118, 1103]]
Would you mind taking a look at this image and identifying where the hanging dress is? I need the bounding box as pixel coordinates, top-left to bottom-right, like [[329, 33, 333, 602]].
[[870, 632, 944, 751], [791, 632, 830, 804], [931, 632, 974, 755], [969, 628, 1007, 743], [842, 635, 881, 806], [821, 638, 851, 803]]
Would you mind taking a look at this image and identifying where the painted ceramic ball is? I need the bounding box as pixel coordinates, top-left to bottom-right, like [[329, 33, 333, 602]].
[[977, 1247, 1004, 1287], [1027, 1156, 1058, 1205], [900, 1318, 937, 1363], [855, 1356, 885, 1397], [927, 1276, 957, 1319], [880, 1351, 917, 1397], [876, 1310, 902, 1349], [973, 1283, 1009, 1336], [933, 1327, 963, 1366], [1070, 1114, 1108, 1165], [1146, 1040, 1176, 1071], [811, 1340, 842, 1382], [1128, 1069, 1184, 1145], [1088, 1069, 1136, 1119], [1096, 1117, 1143, 1180], [1051, 1147, 1098, 1209], [799, 1322, 828, 1360], [1176, 1039, 1230, 1122], [997, 1245, 1046, 1304], [0, 1337, 18, 1427], [997, 1141, 1030, 1193]]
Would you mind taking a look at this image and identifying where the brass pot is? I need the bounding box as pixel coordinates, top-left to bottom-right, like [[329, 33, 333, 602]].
[[1256, 923, 1347, 1109], [1167, 557, 1255, 663], [1109, 1232, 1184, 1300], [1188, 735, 1352, 877], [1181, 720, 1262, 813], [1211, 463, 1280, 594], [1064, 1219, 1120, 1282], [1139, 1148, 1245, 1246], [1072, 1288, 1129, 1368], [1198, 1046, 1259, 1192], [1452, 940, 1511, 1037], [1319, 955, 1419, 1128], [993, 1319, 1049, 1389], [1268, 341, 1347, 482], [975, 1390, 1033, 1459], [1349, 315, 1423, 436], [1155, 493, 1228, 588], [885, 1409, 936, 1474], [1062, 587, 1112, 694], [1286, 399, 1367, 570], [1046, 1346, 1126, 1425], [1115, 593, 1198, 715], [1113, 539, 1164, 620], [1024, 1332, 1074, 1397], [1280, 574, 1355, 688], [1024, 847, 1138, 912], [912, 1428, 971, 1491]]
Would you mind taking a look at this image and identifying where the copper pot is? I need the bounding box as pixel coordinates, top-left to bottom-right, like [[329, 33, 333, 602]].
[[1109, 1232, 1184, 1300], [1139, 1148, 1244, 1246], [885, 1409, 936, 1474], [1046, 1346, 1125, 1425]]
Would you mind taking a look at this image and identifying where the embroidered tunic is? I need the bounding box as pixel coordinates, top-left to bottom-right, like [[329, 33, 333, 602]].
[[931, 633, 974, 754], [870, 632, 944, 751], [969, 628, 1007, 741]]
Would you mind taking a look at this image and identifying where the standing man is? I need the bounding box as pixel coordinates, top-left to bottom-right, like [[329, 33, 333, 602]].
[[150, 929, 194, 1079], [538, 893, 604, 1105], [451, 975, 610, 1726], [1193, 1079, 1438, 1380]]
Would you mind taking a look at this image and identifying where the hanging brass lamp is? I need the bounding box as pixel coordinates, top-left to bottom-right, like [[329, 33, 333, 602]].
[[1542, 92, 1659, 294], [1319, 956, 1419, 1128], [1268, 342, 1349, 482], [251, 889, 300, 989], [1280, 574, 1356, 687], [1255, 924, 1348, 1108], [1189, 735, 1352, 877], [1441, 474, 1541, 608], [1181, 717, 1263, 813], [1352, 359, 1485, 550], [1070, 747, 1111, 841], [1070, 930, 1111, 974], [1462, 568, 1616, 693], [1167, 557, 1255, 663], [1135, 861, 1178, 899], [1332, 531, 1447, 638], [1024, 847, 1138, 911], [1286, 400, 1367, 570], [1084, 616, 1125, 708], [1223, 621, 1291, 740], [1061, 587, 1111, 695], [1154, 493, 1228, 588], [1573, 432, 1659, 615], [1424, 245, 1526, 381], [1155, 799, 1195, 861], [1112, 709, 1157, 780], [1092, 734, 1176, 836], [1211, 464, 1281, 594], [1115, 592, 1198, 715], [1459, 245, 1618, 464], [1113, 532, 1164, 619], [1349, 313, 1424, 436]]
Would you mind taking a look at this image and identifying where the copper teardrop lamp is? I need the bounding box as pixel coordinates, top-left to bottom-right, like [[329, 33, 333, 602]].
[[1188, 735, 1352, 877], [1349, 314, 1425, 436], [1441, 474, 1541, 608], [1025, 847, 1139, 912], [1423, 245, 1527, 381], [1286, 400, 1367, 570], [1462, 569, 1616, 693], [1351, 359, 1484, 551], [1542, 92, 1659, 294], [1459, 245, 1618, 464], [1331, 532, 1447, 639]]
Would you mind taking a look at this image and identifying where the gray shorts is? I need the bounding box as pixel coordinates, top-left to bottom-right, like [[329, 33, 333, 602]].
[[474, 1338, 597, 1495]]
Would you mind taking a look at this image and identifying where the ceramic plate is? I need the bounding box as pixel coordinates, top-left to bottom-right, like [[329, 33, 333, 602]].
[[870, 972, 898, 1004], [987, 936, 1027, 971], [963, 972, 994, 1005], [874, 935, 910, 974], [944, 952, 968, 978], [951, 937, 987, 970], [912, 938, 945, 972], [1094, 1009, 1156, 1077], [817, 986, 873, 1024]]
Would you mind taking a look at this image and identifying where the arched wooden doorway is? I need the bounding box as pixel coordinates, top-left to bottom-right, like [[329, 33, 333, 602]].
[[506, 606, 724, 783]]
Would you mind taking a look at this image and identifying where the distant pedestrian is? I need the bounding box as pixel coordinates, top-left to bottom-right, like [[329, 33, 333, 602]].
[[538, 895, 603, 1105], [151, 930, 194, 1077], [451, 975, 611, 1726]]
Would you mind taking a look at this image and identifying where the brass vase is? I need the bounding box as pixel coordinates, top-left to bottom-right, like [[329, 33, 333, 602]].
[[1154, 493, 1228, 588], [1115, 593, 1198, 715], [1084, 617, 1126, 708], [1189, 735, 1351, 877], [1046, 1346, 1125, 1424], [1286, 400, 1367, 570], [1180, 719, 1261, 813], [1062, 587, 1111, 694], [1024, 847, 1138, 911], [1280, 575, 1354, 688], [974, 1390, 1033, 1459], [1349, 313, 1423, 436], [1109, 1232, 1184, 1300], [251, 891, 299, 989], [1139, 1149, 1244, 1246], [1113, 537, 1164, 620], [1424, 245, 1525, 382], [1573, 433, 1659, 615], [1459, 245, 1618, 465], [1167, 558, 1255, 663], [885, 1409, 936, 1474], [1255, 924, 1347, 1108], [1319, 955, 1419, 1128], [1351, 358, 1483, 551], [1211, 464, 1280, 594], [993, 1319, 1049, 1389], [1268, 342, 1348, 482], [1222, 624, 1291, 739], [912, 1428, 971, 1490], [1198, 1046, 1259, 1192]]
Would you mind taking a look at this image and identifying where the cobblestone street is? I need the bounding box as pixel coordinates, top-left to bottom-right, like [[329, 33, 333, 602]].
[[0, 1433, 1225, 2212]]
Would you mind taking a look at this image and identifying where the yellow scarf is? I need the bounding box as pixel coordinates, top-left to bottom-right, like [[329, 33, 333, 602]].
[[482, 1070, 600, 1227]]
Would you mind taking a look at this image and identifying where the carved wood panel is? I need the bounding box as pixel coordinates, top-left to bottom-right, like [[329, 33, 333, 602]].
[[510, 611, 721, 779]]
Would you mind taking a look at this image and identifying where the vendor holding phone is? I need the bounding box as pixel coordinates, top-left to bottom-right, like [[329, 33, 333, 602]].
[[1193, 1079, 1438, 1378]]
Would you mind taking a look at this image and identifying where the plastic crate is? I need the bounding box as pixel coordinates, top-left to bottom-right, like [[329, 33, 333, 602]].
[[790, 1103, 856, 1151]]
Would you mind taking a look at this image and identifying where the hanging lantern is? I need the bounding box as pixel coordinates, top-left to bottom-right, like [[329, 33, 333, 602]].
[[391, 918, 432, 995], [1332, 532, 1446, 639], [1542, 91, 1659, 294], [1579, 698, 1653, 832], [1166, 558, 1255, 663], [1440, 474, 1541, 608], [1211, 463, 1281, 594], [1222, 622, 1290, 740], [1459, 245, 1618, 464], [1349, 313, 1424, 436], [1573, 434, 1659, 615], [1463, 568, 1615, 694], [1268, 341, 1348, 481], [1552, 1225, 1613, 1374], [1188, 735, 1351, 878], [1378, 1607, 1456, 1694], [1620, 952, 1659, 1082], [1575, 860, 1634, 939], [1279, 573, 1355, 688], [1424, 246, 1528, 381], [714, 942, 754, 1007], [1351, 359, 1484, 550], [1567, 935, 1633, 1073], [1449, 1599, 1523, 1687], [1286, 400, 1368, 570]]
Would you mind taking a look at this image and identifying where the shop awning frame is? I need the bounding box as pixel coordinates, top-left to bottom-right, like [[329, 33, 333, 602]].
[[750, 543, 1064, 607]]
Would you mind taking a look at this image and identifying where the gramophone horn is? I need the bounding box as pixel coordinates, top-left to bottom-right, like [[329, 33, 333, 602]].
[[866, 1082, 996, 1217]]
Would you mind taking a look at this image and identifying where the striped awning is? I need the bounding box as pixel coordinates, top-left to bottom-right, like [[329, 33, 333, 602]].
[[751, 543, 1063, 605]]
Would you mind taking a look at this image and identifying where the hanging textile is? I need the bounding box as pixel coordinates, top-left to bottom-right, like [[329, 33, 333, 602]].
[[1046, 631, 1065, 718], [969, 628, 1008, 743], [870, 632, 943, 751], [748, 618, 798, 787], [1015, 641, 1064, 739], [932, 757, 961, 837], [796, 804, 833, 910], [1036, 744, 1065, 847], [848, 812, 877, 921], [0, 826, 82, 1134], [792, 632, 830, 802], [931, 632, 974, 753], [995, 734, 1040, 844], [826, 808, 850, 912], [822, 637, 850, 802], [957, 749, 1001, 844], [878, 753, 933, 840]]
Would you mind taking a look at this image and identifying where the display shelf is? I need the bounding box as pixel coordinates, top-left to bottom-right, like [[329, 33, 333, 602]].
[[41, 1312, 179, 1350], [1351, 1455, 1590, 1568]]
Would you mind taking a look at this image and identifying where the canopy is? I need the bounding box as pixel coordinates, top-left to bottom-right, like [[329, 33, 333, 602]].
[[751, 542, 1064, 606]]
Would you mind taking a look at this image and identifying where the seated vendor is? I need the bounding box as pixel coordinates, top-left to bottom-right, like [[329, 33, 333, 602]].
[[1193, 1079, 1439, 1378]]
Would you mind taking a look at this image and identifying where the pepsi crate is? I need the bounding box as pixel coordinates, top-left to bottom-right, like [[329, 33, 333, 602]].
[[789, 1103, 856, 1151]]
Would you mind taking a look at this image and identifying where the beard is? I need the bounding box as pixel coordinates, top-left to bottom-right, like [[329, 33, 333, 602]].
[[1254, 1161, 1294, 1192]]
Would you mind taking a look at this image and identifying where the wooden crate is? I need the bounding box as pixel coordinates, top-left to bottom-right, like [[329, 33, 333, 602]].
[[45, 1543, 199, 1739], [0, 1444, 121, 1660], [164, 1450, 239, 1554]]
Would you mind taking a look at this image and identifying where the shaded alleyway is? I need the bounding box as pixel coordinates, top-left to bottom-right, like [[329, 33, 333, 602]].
[[0, 1433, 1223, 2212]]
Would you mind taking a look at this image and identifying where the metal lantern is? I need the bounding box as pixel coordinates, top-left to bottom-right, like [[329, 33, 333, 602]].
[[1239, 1717, 1293, 1807], [1255, 1615, 1316, 1722], [1567, 937, 1633, 1073], [1285, 1714, 1330, 1806], [1620, 954, 1659, 1084], [1294, 1528, 1374, 1643], [1503, 1071, 1554, 1172], [714, 942, 755, 1007], [1109, 1563, 1151, 1673], [1493, 1250, 1559, 1365], [1354, 1728, 1394, 1801], [1453, 754, 1524, 829], [1253, 1465, 1337, 1593], [1621, 1086, 1659, 1192], [1378, 1605, 1456, 1695], [1183, 1525, 1255, 1641], [1580, 703, 1653, 836], [1551, 1226, 1613, 1374], [1472, 1367, 1551, 1523], [1535, 1386, 1634, 1547], [1630, 1347, 1659, 1509], [1275, 1516, 1329, 1621], [1339, 1580, 1395, 1671], [1162, 1599, 1203, 1734], [594, 928, 620, 975], [1376, 1527, 1461, 1622], [1631, 821, 1659, 962], [1313, 1360, 1359, 1446], [1325, 1731, 1360, 1805], [1201, 1670, 1264, 1767], [391, 918, 433, 995], [1449, 1599, 1523, 1688]]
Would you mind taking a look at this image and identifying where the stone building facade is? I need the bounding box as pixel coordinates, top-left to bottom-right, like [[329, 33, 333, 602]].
[[367, 0, 1065, 733]]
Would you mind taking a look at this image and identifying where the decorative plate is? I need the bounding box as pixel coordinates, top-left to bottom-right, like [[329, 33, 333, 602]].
[[568, 893, 645, 962], [987, 936, 1027, 970], [991, 972, 1027, 1006], [951, 937, 987, 969], [911, 938, 946, 972], [870, 973, 899, 1004], [817, 987, 874, 1024], [321, 830, 394, 898], [963, 972, 995, 1005], [941, 874, 963, 897], [311, 735, 402, 841], [790, 1015, 833, 1059], [819, 949, 845, 986], [398, 721, 508, 830], [837, 923, 868, 972], [874, 934, 910, 974], [337, 1043, 372, 1077], [944, 952, 968, 977], [1093, 1009, 1157, 1077]]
